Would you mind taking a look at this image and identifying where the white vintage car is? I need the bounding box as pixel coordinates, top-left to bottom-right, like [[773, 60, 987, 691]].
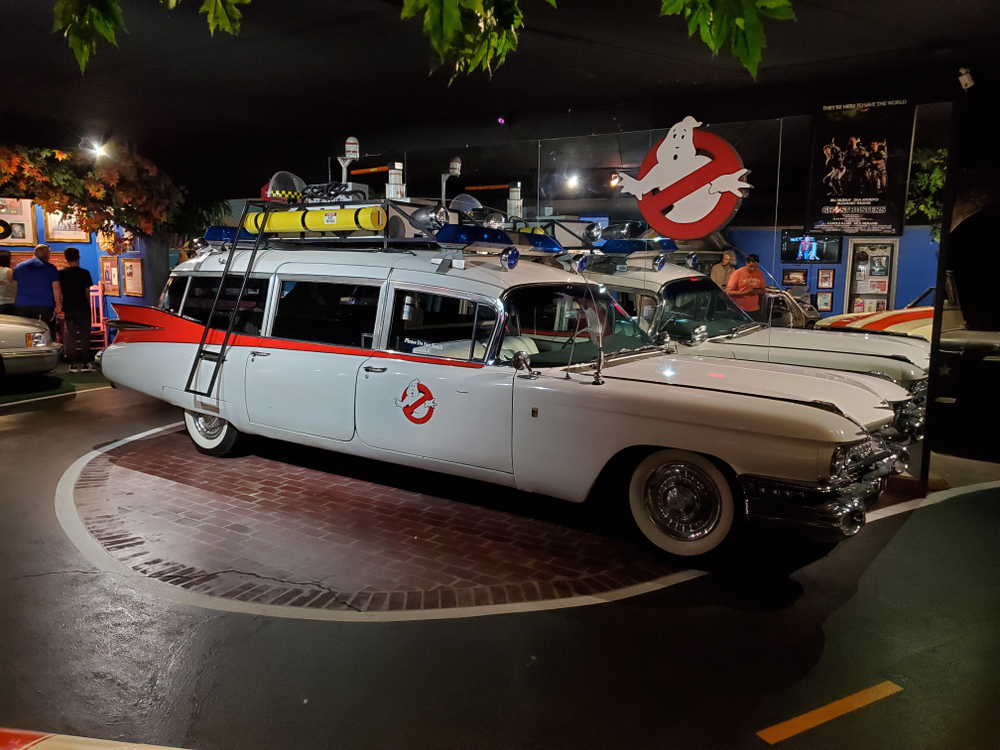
[[0, 314, 61, 376], [100, 220, 918, 557], [581, 252, 930, 411]]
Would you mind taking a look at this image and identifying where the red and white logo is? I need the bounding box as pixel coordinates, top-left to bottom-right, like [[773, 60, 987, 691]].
[[395, 378, 437, 424], [617, 116, 751, 240]]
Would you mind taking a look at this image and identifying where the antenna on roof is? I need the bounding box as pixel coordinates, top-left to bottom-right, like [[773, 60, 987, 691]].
[[338, 137, 359, 183]]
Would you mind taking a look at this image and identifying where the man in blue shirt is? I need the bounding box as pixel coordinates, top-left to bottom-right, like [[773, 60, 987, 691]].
[[14, 244, 63, 324]]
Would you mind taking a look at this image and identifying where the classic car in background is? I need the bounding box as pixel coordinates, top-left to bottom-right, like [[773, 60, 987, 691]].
[[0, 314, 61, 377], [101, 197, 916, 559], [579, 252, 930, 409]]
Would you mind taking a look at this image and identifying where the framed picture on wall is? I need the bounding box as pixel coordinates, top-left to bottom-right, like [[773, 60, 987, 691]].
[[122, 257, 144, 297], [0, 199, 36, 246], [817, 269, 835, 289], [816, 292, 833, 312], [43, 210, 90, 242], [782, 268, 808, 286], [101, 256, 121, 297]]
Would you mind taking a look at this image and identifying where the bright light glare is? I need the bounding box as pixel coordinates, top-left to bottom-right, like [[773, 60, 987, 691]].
[[566, 174, 579, 188], [91, 142, 108, 157], [610, 174, 620, 187]]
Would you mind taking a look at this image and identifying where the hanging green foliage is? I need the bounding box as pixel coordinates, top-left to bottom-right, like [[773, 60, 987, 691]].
[[54, 0, 249, 72], [659, 0, 795, 78], [906, 148, 948, 242], [52, 0, 795, 77]]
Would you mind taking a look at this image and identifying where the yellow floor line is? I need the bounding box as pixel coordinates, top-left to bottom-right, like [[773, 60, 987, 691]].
[[757, 681, 903, 745]]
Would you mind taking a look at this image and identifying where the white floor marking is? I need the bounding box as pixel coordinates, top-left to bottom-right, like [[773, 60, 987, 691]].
[[54, 424, 997, 623], [0, 385, 112, 409]]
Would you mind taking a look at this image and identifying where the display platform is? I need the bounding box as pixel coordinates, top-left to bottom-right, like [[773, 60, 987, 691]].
[[71, 428, 684, 615]]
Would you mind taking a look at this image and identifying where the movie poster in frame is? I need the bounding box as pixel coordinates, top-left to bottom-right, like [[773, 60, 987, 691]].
[[782, 268, 808, 286], [101, 256, 121, 297], [43, 210, 90, 242], [0, 199, 37, 246], [816, 292, 833, 312], [817, 268, 835, 289], [122, 257, 144, 297], [805, 99, 915, 236]]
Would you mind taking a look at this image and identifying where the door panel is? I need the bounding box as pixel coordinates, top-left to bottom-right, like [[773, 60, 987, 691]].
[[245, 348, 364, 441], [355, 359, 514, 472]]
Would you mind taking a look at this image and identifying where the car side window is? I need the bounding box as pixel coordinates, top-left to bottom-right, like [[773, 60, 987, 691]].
[[182, 276, 269, 334], [158, 276, 187, 314], [387, 290, 496, 361], [271, 280, 380, 348]]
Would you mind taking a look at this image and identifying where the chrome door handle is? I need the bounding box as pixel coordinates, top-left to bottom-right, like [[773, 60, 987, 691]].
[[250, 351, 270, 357], [364, 365, 387, 373]]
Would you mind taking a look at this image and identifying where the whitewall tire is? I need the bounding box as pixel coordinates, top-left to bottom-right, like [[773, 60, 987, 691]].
[[628, 449, 735, 557], [184, 410, 243, 457]]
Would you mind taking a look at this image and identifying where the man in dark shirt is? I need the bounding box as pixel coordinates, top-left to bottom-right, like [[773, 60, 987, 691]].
[[58, 247, 95, 372], [14, 243, 62, 324]]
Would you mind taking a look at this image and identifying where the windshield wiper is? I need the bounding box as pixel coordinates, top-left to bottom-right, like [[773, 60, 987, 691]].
[[603, 344, 665, 362]]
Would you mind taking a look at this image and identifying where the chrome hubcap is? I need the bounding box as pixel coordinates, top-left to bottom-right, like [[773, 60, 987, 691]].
[[642, 462, 721, 541], [192, 414, 225, 440]]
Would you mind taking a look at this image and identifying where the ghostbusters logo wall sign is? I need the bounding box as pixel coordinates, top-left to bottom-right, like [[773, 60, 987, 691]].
[[617, 117, 752, 240]]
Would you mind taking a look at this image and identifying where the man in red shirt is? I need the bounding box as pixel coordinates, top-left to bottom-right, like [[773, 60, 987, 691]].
[[726, 253, 766, 318]]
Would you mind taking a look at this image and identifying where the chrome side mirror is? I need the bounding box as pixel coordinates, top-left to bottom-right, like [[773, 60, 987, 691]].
[[690, 325, 708, 345], [512, 351, 539, 378]]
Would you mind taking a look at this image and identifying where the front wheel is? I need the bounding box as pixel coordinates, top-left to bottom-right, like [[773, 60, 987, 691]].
[[184, 410, 244, 457], [628, 449, 735, 557]]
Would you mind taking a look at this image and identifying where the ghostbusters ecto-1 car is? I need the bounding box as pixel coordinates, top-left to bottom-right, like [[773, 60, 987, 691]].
[[101, 193, 915, 557]]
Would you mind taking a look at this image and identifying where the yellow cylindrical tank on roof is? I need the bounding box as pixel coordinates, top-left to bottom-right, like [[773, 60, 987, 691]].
[[243, 206, 387, 234]]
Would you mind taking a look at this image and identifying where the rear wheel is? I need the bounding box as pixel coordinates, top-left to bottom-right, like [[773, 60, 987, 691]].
[[628, 449, 735, 557], [184, 410, 243, 457]]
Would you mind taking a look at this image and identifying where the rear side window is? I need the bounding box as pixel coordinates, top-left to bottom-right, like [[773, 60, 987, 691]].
[[387, 290, 496, 361], [159, 276, 187, 314], [182, 276, 269, 335], [271, 280, 381, 348]]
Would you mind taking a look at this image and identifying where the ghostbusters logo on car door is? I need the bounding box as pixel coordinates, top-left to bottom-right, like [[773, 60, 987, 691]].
[[395, 379, 438, 424], [617, 116, 752, 240]]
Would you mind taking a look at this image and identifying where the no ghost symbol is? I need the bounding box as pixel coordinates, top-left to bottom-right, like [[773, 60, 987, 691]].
[[395, 378, 438, 424], [617, 116, 752, 240]]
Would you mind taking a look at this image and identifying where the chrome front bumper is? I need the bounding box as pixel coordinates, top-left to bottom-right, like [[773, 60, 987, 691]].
[[741, 452, 897, 541], [1, 345, 61, 375]]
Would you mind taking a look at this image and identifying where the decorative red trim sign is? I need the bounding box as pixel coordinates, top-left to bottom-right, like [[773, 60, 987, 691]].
[[618, 117, 751, 241]]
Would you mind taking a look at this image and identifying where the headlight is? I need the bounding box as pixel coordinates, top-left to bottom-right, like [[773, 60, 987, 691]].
[[25, 332, 47, 347], [830, 439, 876, 476]]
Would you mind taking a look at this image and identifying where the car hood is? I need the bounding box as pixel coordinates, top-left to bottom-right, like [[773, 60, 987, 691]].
[[761, 327, 930, 370], [600, 354, 898, 430], [0, 314, 49, 334]]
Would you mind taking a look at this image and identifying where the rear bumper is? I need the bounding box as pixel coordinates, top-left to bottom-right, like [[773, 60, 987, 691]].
[[1, 345, 61, 375], [741, 454, 895, 541]]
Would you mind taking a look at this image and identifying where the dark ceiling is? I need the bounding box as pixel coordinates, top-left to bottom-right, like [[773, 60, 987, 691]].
[[2, 0, 998, 197]]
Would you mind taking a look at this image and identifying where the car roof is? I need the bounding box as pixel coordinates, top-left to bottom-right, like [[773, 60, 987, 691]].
[[583, 257, 709, 293], [172, 246, 585, 293]]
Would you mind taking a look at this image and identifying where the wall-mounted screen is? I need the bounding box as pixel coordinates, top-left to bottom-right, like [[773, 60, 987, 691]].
[[780, 230, 842, 263]]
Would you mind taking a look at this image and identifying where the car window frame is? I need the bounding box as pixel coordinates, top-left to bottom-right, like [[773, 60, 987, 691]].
[[171, 272, 273, 332], [265, 273, 387, 348], [379, 280, 505, 364]]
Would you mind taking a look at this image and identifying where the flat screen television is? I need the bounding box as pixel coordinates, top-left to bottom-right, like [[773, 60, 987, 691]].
[[780, 230, 842, 263]]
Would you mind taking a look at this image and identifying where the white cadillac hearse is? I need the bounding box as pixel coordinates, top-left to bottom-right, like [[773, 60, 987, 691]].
[[101, 199, 916, 558]]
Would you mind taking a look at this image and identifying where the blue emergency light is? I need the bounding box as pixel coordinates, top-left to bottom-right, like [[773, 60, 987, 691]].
[[435, 224, 510, 246]]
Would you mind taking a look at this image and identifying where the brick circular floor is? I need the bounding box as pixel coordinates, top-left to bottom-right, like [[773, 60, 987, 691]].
[[73, 429, 680, 614]]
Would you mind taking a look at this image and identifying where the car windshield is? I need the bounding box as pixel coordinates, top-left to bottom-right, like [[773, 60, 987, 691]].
[[500, 284, 653, 367], [657, 277, 754, 340]]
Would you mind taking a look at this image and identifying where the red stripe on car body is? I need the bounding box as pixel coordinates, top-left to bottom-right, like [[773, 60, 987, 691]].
[[110, 305, 485, 369]]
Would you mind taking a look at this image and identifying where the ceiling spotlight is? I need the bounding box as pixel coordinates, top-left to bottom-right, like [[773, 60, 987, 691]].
[[610, 174, 620, 187], [566, 174, 579, 188], [497, 116, 505, 125]]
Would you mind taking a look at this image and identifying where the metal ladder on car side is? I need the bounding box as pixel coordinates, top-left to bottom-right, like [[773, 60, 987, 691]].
[[183, 198, 286, 398]]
